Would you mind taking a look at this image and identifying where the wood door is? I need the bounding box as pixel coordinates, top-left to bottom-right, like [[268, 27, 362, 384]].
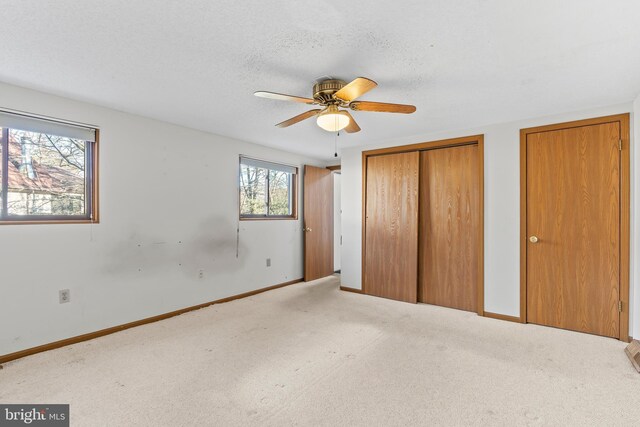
[[364, 151, 419, 303], [419, 145, 479, 312], [303, 165, 334, 281], [526, 122, 620, 338]]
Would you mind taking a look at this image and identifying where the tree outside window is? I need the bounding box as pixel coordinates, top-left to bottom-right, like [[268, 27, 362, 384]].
[[239, 157, 296, 219]]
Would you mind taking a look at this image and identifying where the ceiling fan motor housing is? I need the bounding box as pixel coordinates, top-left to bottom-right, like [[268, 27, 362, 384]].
[[313, 79, 347, 104]]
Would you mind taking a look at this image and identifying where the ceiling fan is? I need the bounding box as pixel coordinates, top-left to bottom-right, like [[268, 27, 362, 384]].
[[254, 77, 416, 133]]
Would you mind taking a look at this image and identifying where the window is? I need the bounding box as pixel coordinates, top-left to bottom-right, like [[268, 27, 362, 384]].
[[239, 156, 297, 219], [0, 110, 98, 223]]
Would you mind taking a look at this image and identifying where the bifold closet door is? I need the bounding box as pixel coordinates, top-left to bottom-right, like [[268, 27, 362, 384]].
[[419, 145, 479, 312], [364, 151, 419, 303]]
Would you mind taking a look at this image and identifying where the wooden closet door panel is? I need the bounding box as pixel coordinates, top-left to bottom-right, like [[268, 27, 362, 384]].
[[526, 122, 620, 338], [419, 145, 479, 311], [364, 151, 419, 303]]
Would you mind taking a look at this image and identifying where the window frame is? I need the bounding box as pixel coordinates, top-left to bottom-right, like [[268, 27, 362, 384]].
[[0, 126, 100, 225], [238, 156, 298, 221]]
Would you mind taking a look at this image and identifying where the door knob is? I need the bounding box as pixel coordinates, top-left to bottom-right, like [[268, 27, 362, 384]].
[[303, 227, 312, 232], [529, 236, 539, 243]]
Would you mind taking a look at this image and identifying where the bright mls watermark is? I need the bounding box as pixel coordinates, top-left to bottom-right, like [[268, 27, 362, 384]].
[[0, 405, 68, 426]]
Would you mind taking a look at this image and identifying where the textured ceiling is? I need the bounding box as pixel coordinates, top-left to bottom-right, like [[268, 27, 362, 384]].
[[1, 0, 640, 160]]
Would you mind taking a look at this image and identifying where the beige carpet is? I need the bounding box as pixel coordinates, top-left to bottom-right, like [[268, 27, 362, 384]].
[[1, 276, 638, 426]]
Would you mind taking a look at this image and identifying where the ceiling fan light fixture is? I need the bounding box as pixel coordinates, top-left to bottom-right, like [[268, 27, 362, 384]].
[[316, 105, 350, 132], [255, 76, 415, 133]]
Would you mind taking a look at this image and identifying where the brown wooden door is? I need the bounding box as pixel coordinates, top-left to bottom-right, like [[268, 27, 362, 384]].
[[303, 165, 334, 281], [364, 151, 419, 303], [526, 122, 620, 338], [419, 145, 479, 312]]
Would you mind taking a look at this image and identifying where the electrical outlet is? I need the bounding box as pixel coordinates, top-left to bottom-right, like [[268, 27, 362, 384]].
[[59, 289, 70, 304], [198, 269, 205, 279], [266, 258, 271, 267]]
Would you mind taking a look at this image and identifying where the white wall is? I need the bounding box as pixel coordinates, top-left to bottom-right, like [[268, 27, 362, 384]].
[[0, 82, 326, 355], [633, 93, 640, 339], [333, 173, 341, 272], [341, 102, 639, 337]]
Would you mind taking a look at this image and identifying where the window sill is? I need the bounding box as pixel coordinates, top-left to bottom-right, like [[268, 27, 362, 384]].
[[0, 219, 99, 225], [240, 216, 298, 221]]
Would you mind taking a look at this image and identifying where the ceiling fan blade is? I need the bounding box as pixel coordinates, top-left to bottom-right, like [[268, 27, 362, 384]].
[[254, 91, 316, 104], [349, 101, 416, 114], [343, 111, 361, 133], [275, 109, 322, 128], [333, 77, 378, 102]]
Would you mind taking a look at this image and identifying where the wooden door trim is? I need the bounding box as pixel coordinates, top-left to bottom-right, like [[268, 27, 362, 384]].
[[519, 113, 630, 341], [484, 311, 521, 323], [340, 286, 364, 294], [361, 134, 484, 315], [363, 134, 483, 157]]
